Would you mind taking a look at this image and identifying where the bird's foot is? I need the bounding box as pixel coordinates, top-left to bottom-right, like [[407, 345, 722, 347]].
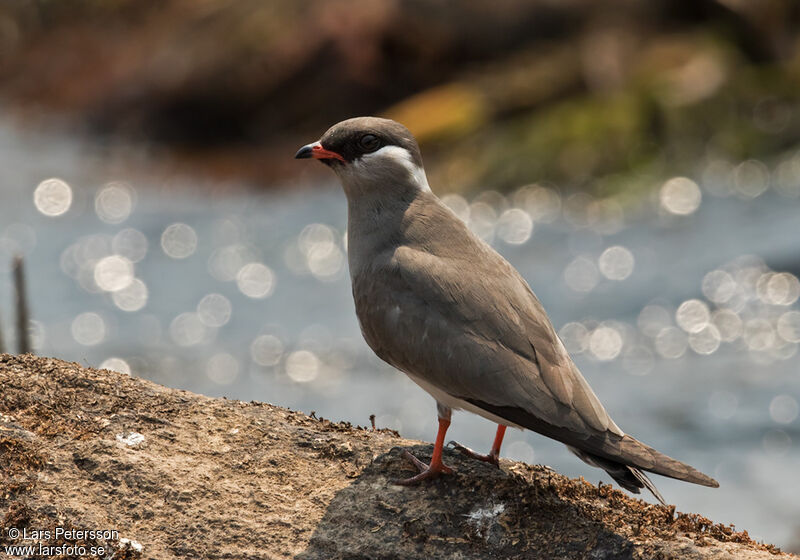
[[447, 440, 500, 468], [393, 449, 453, 486]]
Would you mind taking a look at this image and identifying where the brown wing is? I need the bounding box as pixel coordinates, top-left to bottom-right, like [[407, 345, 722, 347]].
[[352, 197, 716, 486]]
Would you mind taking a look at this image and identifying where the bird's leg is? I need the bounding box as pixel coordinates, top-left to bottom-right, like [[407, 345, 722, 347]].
[[448, 424, 507, 468], [394, 417, 454, 485]]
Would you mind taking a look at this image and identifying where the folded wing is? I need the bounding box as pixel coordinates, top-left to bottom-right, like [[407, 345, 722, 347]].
[[354, 217, 716, 488]]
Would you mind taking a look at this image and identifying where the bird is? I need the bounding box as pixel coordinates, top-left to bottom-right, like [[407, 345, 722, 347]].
[[295, 116, 719, 503]]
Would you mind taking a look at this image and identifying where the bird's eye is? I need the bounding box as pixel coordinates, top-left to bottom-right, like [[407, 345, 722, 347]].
[[358, 134, 381, 152]]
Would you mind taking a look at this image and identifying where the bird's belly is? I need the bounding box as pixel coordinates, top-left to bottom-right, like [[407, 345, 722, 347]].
[[405, 372, 525, 429]]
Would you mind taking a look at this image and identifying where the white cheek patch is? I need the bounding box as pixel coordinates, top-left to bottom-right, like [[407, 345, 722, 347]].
[[359, 145, 431, 191]]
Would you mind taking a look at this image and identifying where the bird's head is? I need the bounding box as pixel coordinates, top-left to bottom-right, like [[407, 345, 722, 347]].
[[295, 117, 430, 196]]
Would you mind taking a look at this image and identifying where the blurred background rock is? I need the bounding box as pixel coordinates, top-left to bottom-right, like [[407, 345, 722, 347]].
[[0, 0, 799, 553], [1, 0, 799, 192]]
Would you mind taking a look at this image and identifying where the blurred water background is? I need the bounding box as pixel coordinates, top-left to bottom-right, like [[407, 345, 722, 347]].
[[1, 0, 799, 552]]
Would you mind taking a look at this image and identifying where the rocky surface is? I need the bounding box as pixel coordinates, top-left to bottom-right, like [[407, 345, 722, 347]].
[[0, 354, 793, 559]]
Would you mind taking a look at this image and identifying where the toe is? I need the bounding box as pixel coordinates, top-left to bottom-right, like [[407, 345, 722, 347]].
[[400, 450, 430, 473], [394, 449, 453, 484]]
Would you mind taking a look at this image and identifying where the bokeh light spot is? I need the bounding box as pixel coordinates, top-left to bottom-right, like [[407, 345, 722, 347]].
[[71, 312, 107, 346], [659, 177, 701, 215], [638, 305, 672, 338], [564, 255, 599, 293], [496, 208, 533, 245], [95, 181, 134, 224], [513, 184, 561, 223], [112, 278, 148, 312], [197, 293, 232, 327], [760, 272, 800, 306], [733, 160, 769, 199], [94, 255, 134, 292], [112, 228, 148, 263], [161, 223, 198, 259], [688, 324, 721, 355], [702, 269, 736, 304], [598, 245, 634, 281], [169, 312, 206, 346], [776, 311, 800, 343], [675, 299, 710, 333], [775, 155, 800, 198], [505, 440, 535, 464], [100, 357, 131, 375], [299, 224, 335, 255], [711, 309, 743, 342], [306, 236, 344, 281], [769, 395, 799, 425], [655, 327, 688, 359], [251, 334, 284, 367], [236, 262, 275, 298], [208, 244, 258, 282], [286, 350, 319, 383], [559, 322, 589, 354], [744, 318, 775, 352], [34, 178, 72, 217], [589, 325, 623, 361]]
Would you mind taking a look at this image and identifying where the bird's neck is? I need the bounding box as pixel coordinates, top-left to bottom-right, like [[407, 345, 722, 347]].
[[344, 187, 425, 273], [345, 187, 477, 280]]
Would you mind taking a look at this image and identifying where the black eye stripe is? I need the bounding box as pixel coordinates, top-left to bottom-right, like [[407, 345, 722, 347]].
[[319, 127, 420, 163]]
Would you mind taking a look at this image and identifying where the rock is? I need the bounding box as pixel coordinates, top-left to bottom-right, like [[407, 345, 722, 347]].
[[0, 354, 792, 559]]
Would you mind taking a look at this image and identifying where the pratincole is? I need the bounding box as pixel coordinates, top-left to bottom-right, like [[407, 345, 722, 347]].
[[296, 117, 719, 503]]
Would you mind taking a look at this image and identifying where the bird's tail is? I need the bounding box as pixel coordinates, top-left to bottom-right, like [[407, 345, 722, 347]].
[[569, 434, 718, 504], [612, 434, 719, 488], [569, 446, 666, 504]]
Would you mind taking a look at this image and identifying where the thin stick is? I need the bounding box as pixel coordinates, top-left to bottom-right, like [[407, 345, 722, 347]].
[[0, 312, 5, 354], [13, 255, 31, 355]]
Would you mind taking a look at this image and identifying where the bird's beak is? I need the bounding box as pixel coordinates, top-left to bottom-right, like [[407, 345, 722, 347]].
[[294, 141, 345, 162]]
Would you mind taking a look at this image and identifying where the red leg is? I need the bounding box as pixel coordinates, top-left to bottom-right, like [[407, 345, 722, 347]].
[[448, 424, 507, 467], [490, 425, 507, 457], [394, 418, 454, 485]]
